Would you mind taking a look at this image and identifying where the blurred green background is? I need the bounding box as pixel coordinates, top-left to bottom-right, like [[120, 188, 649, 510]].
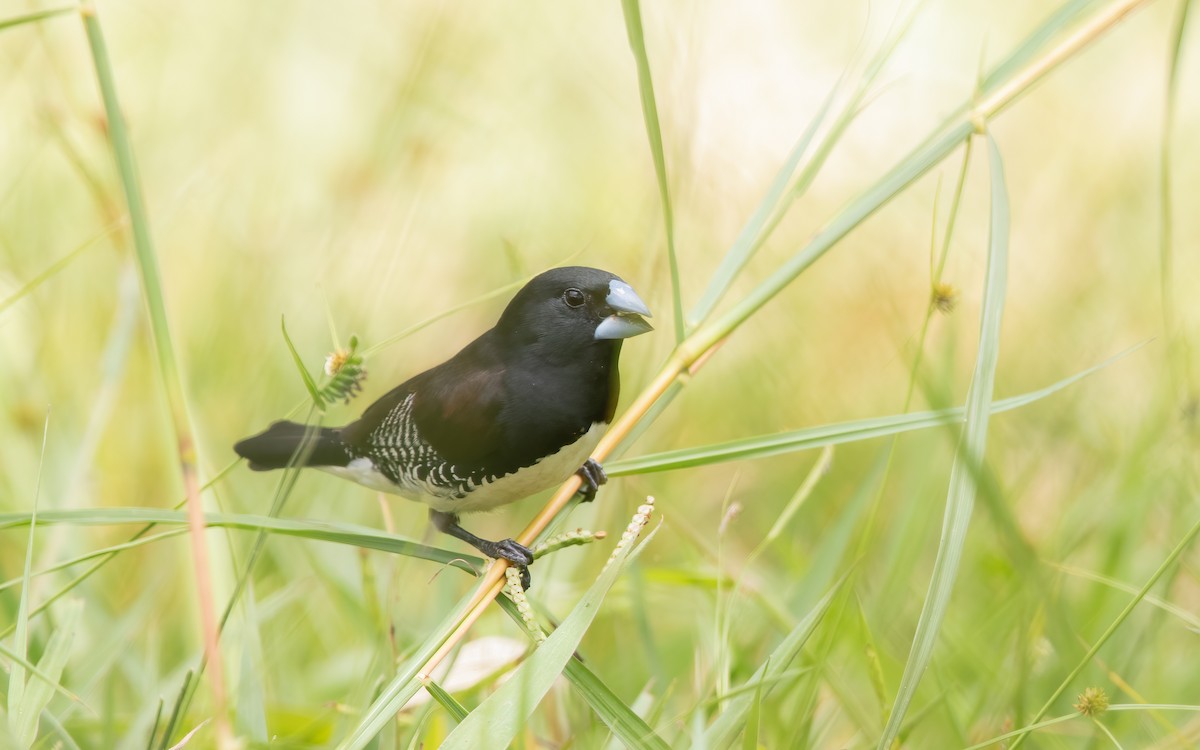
[[1, 0, 1198, 747]]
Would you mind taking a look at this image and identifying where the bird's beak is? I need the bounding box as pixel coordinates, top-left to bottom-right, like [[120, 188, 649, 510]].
[[595, 280, 654, 340]]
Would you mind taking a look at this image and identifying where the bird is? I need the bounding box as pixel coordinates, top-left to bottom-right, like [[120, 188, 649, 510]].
[[233, 266, 652, 587]]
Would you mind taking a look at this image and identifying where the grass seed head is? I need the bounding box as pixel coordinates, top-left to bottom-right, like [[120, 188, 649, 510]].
[[931, 282, 959, 314], [322, 336, 367, 404], [1074, 687, 1109, 717], [503, 566, 545, 643]]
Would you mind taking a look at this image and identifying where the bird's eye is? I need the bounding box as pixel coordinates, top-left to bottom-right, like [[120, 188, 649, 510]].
[[563, 288, 586, 308]]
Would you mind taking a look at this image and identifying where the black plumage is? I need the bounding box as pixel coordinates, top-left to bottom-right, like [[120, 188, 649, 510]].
[[234, 266, 652, 584]]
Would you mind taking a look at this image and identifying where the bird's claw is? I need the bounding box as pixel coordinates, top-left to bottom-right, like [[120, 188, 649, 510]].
[[482, 538, 534, 589], [491, 538, 534, 567], [575, 458, 608, 503]]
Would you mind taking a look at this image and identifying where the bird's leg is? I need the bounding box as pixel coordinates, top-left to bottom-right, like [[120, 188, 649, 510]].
[[575, 458, 608, 503], [429, 509, 533, 589]]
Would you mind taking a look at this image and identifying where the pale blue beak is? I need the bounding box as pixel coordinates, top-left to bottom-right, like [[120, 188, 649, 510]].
[[595, 279, 654, 340]]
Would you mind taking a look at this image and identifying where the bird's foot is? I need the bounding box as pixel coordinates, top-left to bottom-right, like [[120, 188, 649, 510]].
[[430, 509, 534, 588], [575, 458, 608, 503], [476, 537, 534, 589]]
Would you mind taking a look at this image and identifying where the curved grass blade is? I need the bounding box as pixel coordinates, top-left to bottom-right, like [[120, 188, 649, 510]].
[[981, 0, 1100, 92], [495, 597, 671, 750], [0, 509, 481, 573], [0, 461, 240, 641], [1158, 0, 1192, 339], [1010, 513, 1200, 749], [81, 6, 229, 739], [741, 679, 762, 750], [233, 588, 267, 743], [440, 523, 661, 750], [0, 5, 76, 33], [1049, 562, 1200, 632], [961, 713, 1078, 750], [700, 578, 844, 749], [157, 671, 191, 750], [687, 84, 836, 327], [689, 0, 921, 328], [608, 343, 1139, 476], [876, 134, 1009, 749], [0, 640, 84, 707], [620, 0, 683, 342], [685, 0, 1151, 361], [13, 600, 83, 747], [424, 680, 470, 723], [0, 224, 116, 318], [32, 709, 82, 750], [0, 529, 189, 593], [7, 413, 48, 747], [337, 582, 515, 749], [362, 273, 531, 357], [281, 316, 325, 410]]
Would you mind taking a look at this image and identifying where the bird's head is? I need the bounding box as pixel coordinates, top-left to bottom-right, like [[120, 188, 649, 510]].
[[495, 266, 653, 353]]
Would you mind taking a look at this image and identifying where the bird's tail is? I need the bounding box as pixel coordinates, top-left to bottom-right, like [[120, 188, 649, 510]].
[[233, 421, 353, 471]]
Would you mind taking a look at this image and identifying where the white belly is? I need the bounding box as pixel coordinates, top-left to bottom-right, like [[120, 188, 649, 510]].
[[318, 422, 608, 514]]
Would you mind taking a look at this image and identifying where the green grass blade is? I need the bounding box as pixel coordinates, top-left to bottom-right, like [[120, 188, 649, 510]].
[[688, 116, 974, 355], [1109, 704, 1200, 712], [876, 134, 1010, 749], [234, 588, 268, 743], [975, 704, 1200, 750], [741, 678, 763, 750], [158, 671, 192, 750], [565, 660, 670, 750], [700, 578, 843, 749], [424, 680, 470, 723], [281, 316, 325, 410], [685, 0, 1141, 360], [0, 227, 115, 318], [145, 700, 164, 750], [608, 343, 1138, 476], [960, 713, 1078, 750], [338, 579, 517, 749], [0, 530, 189, 593], [402, 708, 435, 750], [1158, 0, 1191, 338], [0, 5, 77, 33], [0, 509, 482, 572], [0, 641, 84, 707], [81, 5, 228, 737], [792, 451, 887, 612], [689, 4, 919, 328], [495, 596, 672, 750], [7, 413, 48, 747], [362, 271, 542, 357], [760, 446, 834, 555], [81, 7, 178, 397], [981, 0, 1099, 92], [1048, 563, 1200, 632], [687, 84, 837, 326], [440, 523, 661, 750], [218, 422, 318, 636], [620, 0, 683, 342], [0, 460, 241, 641], [34, 711, 82, 750], [14, 599, 83, 747], [1011, 512, 1200, 748]]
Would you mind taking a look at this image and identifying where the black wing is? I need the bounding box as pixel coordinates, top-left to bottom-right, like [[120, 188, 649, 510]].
[[338, 330, 610, 487], [338, 336, 513, 482]]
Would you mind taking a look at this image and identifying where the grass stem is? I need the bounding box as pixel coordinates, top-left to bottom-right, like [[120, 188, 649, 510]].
[[79, 5, 230, 745]]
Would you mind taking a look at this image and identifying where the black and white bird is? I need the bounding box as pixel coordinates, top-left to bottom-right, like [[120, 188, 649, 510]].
[[233, 266, 652, 585]]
